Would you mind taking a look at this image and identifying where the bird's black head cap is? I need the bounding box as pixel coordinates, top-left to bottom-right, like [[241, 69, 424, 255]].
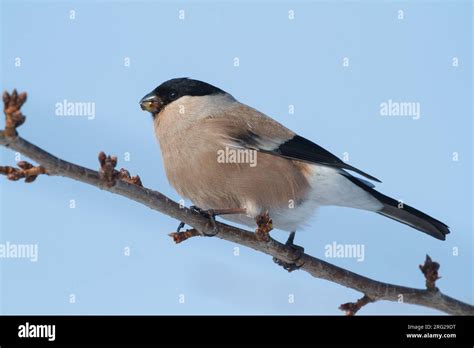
[[153, 78, 226, 106], [140, 78, 226, 115]]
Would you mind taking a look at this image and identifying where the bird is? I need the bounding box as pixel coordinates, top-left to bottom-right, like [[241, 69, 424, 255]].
[[139, 77, 450, 258]]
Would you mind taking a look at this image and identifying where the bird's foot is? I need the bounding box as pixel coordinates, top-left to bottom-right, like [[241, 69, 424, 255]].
[[273, 231, 305, 272], [175, 207, 217, 236], [190, 206, 219, 236], [175, 221, 186, 233], [176, 206, 247, 235]]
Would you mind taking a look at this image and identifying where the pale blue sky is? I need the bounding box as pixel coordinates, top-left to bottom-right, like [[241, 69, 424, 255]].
[[0, 0, 472, 314]]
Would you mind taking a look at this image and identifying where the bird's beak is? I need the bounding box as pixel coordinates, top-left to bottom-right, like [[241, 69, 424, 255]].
[[140, 92, 163, 114]]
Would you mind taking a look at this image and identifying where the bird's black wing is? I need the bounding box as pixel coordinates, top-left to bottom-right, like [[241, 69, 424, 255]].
[[242, 133, 381, 183]]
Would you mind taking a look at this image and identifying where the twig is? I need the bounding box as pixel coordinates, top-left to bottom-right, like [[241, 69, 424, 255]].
[[169, 229, 201, 244], [1, 89, 473, 315], [118, 168, 143, 187], [3, 89, 26, 137], [340, 295, 374, 316], [255, 211, 273, 242], [0, 161, 47, 182], [419, 255, 441, 291], [97, 151, 143, 188]]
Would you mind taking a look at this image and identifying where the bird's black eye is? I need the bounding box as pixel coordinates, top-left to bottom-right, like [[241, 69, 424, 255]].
[[169, 91, 177, 99]]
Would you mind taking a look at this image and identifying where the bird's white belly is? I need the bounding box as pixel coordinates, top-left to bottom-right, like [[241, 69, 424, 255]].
[[220, 165, 382, 232], [220, 198, 320, 232]]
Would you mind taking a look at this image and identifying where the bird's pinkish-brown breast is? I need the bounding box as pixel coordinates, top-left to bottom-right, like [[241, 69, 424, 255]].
[[153, 104, 312, 216]]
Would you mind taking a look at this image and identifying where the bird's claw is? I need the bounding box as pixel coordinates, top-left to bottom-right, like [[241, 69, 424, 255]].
[[191, 206, 218, 236], [176, 206, 218, 236], [272, 231, 305, 272], [176, 221, 186, 233]]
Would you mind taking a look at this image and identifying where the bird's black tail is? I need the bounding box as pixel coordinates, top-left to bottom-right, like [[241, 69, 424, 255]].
[[343, 174, 450, 240]]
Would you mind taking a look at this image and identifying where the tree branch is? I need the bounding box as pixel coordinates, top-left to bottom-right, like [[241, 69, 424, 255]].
[[1, 90, 473, 315]]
